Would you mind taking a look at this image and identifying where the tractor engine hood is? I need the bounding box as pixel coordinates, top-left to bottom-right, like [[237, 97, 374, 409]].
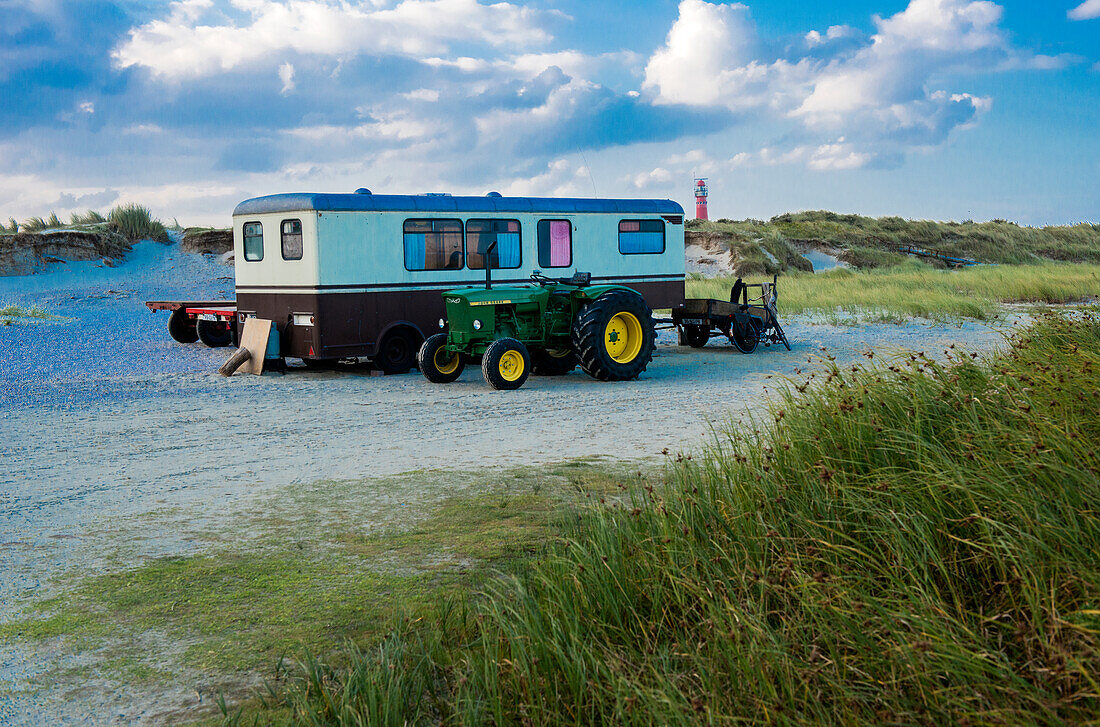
[[443, 286, 549, 307]]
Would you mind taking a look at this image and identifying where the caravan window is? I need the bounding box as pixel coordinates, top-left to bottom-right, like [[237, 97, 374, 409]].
[[403, 219, 464, 271], [618, 219, 665, 254], [243, 222, 263, 261], [281, 219, 303, 260], [466, 219, 521, 270], [537, 220, 572, 268]]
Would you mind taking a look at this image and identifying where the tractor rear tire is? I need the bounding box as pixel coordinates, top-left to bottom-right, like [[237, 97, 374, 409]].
[[418, 333, 465, 383], [572, 291, 655, 381], [168, 308, 198, 344], [531, 348, 577, 376], [374, 328, 419, 374], [482, 338, 531, 390], [683, 324, 710, 348], [196, 318, 233, 348]]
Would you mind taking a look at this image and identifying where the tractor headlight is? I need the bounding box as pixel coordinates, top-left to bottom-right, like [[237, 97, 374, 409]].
[[473, 320, 482, 330], [438, 318, 445, 329]]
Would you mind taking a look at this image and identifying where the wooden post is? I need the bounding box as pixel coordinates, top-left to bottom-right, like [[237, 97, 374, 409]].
[[219, 348, 250, 376], [220, 318, 275, 376]]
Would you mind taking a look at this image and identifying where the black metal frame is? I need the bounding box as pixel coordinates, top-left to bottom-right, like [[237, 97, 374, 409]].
[[667, 274, 790, 352]]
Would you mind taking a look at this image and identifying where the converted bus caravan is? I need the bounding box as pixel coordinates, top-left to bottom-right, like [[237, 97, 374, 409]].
[[232, 190, 686, 371]]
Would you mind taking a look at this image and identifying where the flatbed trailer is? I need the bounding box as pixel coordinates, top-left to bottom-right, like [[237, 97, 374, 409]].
[[668, 276, 790, 354], [146, 300, 238, 348]]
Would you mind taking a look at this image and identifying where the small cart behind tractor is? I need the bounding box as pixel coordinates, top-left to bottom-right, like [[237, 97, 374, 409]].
[[670, 276, 790, 353]]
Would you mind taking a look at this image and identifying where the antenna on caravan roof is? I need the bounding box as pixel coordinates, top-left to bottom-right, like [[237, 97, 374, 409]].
[[580, 152, 598, 198]]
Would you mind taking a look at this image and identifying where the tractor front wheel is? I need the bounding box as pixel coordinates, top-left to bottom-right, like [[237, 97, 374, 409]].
[[572, 291, 655, 381], [418, 333, 465, 383], [482, 338, 531, 390], [531, 348, 577, 376]]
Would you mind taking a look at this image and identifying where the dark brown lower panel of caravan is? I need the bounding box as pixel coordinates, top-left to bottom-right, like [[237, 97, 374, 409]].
[[237, 278, 684, 360]]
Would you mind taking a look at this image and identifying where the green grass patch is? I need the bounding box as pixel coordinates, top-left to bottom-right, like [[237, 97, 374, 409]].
[[0, 303, 60, 325], [0, 459, 656, 719], [244, 312, 1100, 726], [686, 262, 1100, 322]]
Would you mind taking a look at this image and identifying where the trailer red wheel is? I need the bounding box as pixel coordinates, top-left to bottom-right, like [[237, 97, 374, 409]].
[[168, 308, 199, 344], [196, 318, 233, 348]]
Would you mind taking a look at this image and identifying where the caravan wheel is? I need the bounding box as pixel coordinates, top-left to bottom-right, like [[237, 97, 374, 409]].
[[374, 328, 420, 374]]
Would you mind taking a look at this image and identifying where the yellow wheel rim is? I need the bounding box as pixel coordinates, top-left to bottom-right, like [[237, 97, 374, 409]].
[[498, 350, 525, 382], [604, 312, 643, 363], [547, 348, 572, 359], [433, 346, 461, 375]]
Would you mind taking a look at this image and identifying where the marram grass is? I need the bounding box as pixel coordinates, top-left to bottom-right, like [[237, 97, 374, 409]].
[[690, 212, 1100, 266], [106, 203, 168, 242], [9, 204, 168, 242], [687, 262, 1100, 322], [231, 312, 1100, 726]]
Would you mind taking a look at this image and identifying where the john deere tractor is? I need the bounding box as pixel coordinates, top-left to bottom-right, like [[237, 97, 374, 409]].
[[418, 243, 655, 390]]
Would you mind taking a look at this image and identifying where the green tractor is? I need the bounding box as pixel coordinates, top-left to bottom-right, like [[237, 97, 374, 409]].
[[418, 243, 656, 390]]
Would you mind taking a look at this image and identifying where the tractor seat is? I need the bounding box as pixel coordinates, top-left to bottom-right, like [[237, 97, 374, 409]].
[[730, 278, 745, 304]]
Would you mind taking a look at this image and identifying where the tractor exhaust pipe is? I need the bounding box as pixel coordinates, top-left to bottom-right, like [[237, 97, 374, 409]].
[[484, 239, 498, 290]]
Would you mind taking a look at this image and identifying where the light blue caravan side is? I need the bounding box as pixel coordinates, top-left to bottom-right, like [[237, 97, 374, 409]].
[[231, 191, 685, 368]]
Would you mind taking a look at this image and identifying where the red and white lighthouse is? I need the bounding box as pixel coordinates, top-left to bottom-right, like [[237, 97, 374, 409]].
[[694, 178, 708, 220]]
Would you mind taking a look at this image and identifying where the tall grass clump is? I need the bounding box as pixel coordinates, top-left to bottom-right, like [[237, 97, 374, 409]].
[[106, 203, 168, 243], [70, 209, 106, 226], [247, 313, 1100, 725], [21, 215, 49, 233]]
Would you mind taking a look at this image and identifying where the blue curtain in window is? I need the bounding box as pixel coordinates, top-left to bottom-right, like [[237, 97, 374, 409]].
[[497, 232, 520, 267], [619, 232, 664, 254], [404, 233, 426, 270]]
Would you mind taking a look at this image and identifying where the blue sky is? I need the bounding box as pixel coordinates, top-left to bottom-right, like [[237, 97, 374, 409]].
[[0, 0, 1096, 226]]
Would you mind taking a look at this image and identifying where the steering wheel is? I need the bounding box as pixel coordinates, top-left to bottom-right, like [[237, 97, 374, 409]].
[[530, 270, 555, 285]]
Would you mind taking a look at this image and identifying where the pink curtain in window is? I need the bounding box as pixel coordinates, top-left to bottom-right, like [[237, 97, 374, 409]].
[[549, 220, 570, 267]]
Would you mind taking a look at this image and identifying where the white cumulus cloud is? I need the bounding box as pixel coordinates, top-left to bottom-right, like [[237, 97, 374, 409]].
[[1069, 0, 1100, 20], [726, 139, 871, 171], [278, 62, 295, 94], [642, 0, 1037, 168], [643, 0, 760, 107], [113, 0, 551, 79], [625, 167, 674, 189]]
